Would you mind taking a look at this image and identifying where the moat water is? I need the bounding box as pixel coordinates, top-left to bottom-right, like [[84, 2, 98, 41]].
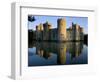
[[28, 41, 88, 66]]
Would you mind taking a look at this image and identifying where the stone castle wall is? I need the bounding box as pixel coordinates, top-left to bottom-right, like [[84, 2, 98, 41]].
[[57, 18, 67, 41], [33, 18, 84, 41]]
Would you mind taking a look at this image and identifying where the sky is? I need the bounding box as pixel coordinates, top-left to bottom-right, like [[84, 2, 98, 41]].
[[28, 15, 88, 34]]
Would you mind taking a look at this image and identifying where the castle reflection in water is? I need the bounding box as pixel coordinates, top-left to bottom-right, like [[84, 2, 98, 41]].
[[28, 41, 88, 66]]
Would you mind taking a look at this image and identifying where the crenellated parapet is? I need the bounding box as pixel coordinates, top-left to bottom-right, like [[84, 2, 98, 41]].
[[33, 18, 84, 41]]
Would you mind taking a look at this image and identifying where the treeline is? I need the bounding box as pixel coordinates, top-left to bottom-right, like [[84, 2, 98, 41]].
[[84, 34, 88, 45]]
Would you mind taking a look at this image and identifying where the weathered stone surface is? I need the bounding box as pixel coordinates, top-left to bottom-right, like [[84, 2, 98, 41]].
[[32, 18, 84, 41], [57, 18, 67, 41]]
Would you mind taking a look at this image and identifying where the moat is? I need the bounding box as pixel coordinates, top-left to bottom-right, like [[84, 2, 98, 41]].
[[28, 41, 88, 66]]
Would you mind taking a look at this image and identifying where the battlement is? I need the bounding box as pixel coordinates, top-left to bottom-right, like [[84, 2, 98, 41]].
[[34, 18, 84, 41]]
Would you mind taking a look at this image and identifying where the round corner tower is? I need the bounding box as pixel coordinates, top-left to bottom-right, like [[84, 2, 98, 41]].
[[57, 18, 67, 41], [39, 23, 43, 31]]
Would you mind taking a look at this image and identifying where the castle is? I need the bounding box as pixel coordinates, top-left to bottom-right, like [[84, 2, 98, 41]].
[[30, 18, 84, 42]]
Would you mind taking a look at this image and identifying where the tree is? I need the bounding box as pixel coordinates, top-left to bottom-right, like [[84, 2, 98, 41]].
[[28, 15, 36, 22]]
